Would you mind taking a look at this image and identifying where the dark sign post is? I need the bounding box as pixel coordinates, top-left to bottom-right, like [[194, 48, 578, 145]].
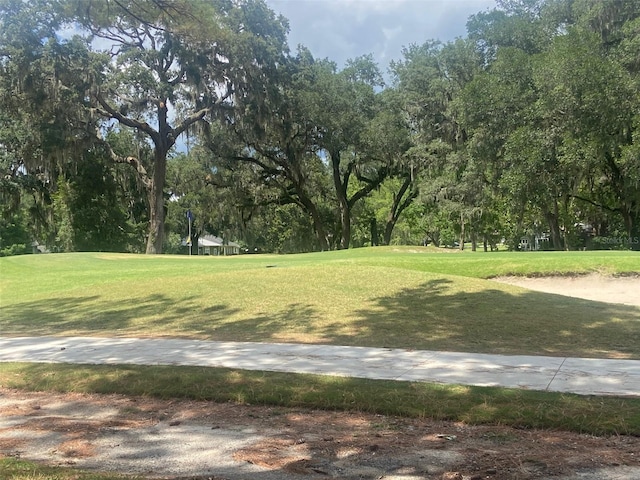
[[186, 210, 193, 255]]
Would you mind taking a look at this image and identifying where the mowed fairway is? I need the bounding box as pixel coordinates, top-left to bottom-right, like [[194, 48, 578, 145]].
[[1, 247, 639, 358]]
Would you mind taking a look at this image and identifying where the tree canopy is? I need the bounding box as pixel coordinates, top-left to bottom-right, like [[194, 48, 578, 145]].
[[2, 0, 639, 254]]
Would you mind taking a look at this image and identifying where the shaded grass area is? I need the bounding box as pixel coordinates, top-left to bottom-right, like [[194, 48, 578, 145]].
[[2, 267, 638, 358], [1, 362, 638, 436], [0, 457, 142, 480]]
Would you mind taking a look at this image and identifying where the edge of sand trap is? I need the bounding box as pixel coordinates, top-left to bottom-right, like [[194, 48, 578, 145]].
[[492, 273, 640, 306]]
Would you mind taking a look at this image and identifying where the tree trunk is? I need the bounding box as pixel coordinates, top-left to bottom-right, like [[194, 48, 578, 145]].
[[383, 221, 394, 247], [544, 208, 563, 251], [145, 98, 176, 255], [146, 149, 167, 254], [459, 213, 465, 251], [331, 150, 351, 249], [298, 193, 329, 251], [382, 176, 417, 246], [370, 217, 378, 246], [338, 202, 351, 250]]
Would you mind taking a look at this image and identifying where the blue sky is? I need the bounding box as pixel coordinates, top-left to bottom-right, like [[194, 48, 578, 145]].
[[265, 0, 497, 70]]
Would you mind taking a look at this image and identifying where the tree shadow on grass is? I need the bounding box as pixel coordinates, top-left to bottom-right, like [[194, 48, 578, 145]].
[[0, 294, 242, 338], [2, 276, 638, 358], [210, 302, 322, 342], [0, 290, 328, 343], [319, 278, 640, 358]]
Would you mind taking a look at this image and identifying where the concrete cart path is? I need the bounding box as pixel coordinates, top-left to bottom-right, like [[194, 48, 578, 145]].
[[1, 336, 638, 397]]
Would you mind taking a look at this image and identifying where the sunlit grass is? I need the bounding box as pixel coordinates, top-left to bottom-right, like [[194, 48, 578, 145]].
[[1, 249, 639, 358]]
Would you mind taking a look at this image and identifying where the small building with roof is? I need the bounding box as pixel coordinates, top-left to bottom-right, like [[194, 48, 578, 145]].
[[195, 234, 240, 255]]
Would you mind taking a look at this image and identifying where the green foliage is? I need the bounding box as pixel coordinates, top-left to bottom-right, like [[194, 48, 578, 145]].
[[68, 156, 139, 252], [1, 0, 639, 254], [0, 243, 29, 256], [163, 232, 185, 255], [51, 180, 75, 252], [259, 203, 316, 253], [452, 0, 640, 250], [1, 0, 290, 254], [0, 213, 31, 256]]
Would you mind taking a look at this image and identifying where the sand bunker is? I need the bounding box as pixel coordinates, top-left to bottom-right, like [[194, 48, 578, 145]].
[[493, 274, 639, 306]]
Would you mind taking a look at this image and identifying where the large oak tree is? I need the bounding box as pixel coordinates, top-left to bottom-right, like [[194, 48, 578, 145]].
[[1, 0, 289, 253]]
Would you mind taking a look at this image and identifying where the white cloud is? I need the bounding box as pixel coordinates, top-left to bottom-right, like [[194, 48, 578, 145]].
[[267, 0, 496, 68]]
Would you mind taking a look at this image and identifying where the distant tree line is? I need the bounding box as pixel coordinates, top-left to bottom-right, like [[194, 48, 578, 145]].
[[1, 0, 639, 255]]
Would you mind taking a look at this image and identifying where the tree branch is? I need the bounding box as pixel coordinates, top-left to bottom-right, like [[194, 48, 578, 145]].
[[92, 128, 152, 190], [348, 166, 388, 208], [95, 93, 160, 144], [570, 194, 620, 214], [232, 155, 283, 177], [173, 107, 209, 139], [173, 85, 234, 139]]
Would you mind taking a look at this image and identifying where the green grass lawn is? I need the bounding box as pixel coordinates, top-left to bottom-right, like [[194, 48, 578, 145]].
[[1, 361, 638, 435], [0, 247, 639, 448], [1, 247, 639, 358]]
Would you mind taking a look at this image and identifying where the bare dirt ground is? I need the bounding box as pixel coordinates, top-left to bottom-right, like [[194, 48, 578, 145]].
[[1, 389, 639, 480], [1, 275, 639, 480]]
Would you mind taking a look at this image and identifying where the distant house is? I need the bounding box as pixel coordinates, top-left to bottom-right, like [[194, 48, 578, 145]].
[[196, 234, 240, 256], [519, 233, 550, 251]]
